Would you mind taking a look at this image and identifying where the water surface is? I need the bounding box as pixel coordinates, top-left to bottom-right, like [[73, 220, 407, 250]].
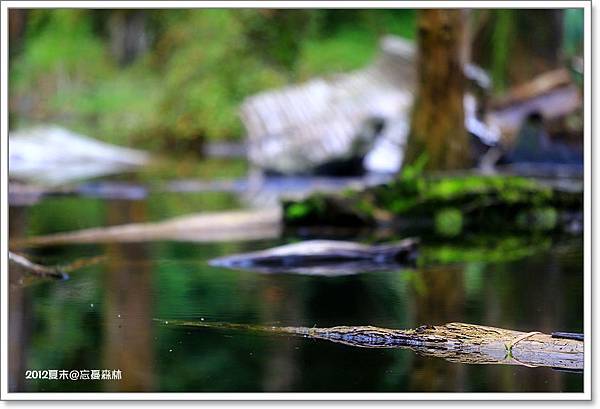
[[8, 173, 583, 393]]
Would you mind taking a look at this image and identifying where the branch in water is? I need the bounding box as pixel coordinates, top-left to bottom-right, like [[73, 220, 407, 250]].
[[8, 251, 105, 280]]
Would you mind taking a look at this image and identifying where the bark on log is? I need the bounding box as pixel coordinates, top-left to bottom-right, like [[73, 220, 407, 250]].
[[160, 320, 583, 371]]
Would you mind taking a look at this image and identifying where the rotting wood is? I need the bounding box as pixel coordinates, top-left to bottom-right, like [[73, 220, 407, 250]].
[[12, 208, 282, 248], [158, 320, 583, 371]]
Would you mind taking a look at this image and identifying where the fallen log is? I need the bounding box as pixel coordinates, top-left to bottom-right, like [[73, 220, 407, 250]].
[[12, 208, 282, 248], [158, 320, 583, 371], [209, 238, 419, 276]]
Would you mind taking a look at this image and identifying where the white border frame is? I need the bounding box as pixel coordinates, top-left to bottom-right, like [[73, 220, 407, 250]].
[[0, 0, 592, 401]]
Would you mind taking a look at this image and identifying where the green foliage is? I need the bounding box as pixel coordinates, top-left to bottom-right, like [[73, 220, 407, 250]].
[[155, 10, 288, 143], [13, 10, 109, 85], [286, 203, 313, 220], [10, 9, 417, 152], [284, 194, 327, 222], [296, 29, 378, 79], [490, 10, 513, 92]]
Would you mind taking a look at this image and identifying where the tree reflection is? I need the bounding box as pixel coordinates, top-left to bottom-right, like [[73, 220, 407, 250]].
[[103, 200, 155, 391]]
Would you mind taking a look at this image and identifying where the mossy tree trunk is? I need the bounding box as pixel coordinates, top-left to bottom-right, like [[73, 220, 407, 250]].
[[405, 9, 472, 171]]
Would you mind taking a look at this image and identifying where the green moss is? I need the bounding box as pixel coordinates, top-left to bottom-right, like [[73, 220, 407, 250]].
[[425, 176, 550, 202], [286, 203, 313, 220], [283, 193, 375, 226], [284, 194, 327, 222], [10, 9, 418, 152], [283, 173, 581, 235], [435, 208, 463, 237]]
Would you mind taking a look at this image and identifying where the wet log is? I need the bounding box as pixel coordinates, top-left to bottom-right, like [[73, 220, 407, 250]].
[[159, 320, 583, 371], [209, 239, 419, 276]]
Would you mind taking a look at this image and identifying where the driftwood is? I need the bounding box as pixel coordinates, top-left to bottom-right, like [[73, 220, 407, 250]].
[[8, 251, 105, 280], [12, 208, 282, 248], [158, 320, 583, 371], [209, 239, 418, 276]]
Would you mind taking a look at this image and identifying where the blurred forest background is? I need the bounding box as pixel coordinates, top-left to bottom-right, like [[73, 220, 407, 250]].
[[8, 9, 584, 154], [7, 8, 586, 393]]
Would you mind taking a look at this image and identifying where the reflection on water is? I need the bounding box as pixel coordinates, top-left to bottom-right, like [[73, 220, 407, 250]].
[[8, 190, 583, 393]]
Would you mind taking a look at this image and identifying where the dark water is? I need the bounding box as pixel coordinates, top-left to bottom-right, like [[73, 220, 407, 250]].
[[8, 184, 584, 393]]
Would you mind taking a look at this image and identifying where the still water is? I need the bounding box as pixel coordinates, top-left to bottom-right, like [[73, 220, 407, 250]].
[[8, 176, 584, 393]]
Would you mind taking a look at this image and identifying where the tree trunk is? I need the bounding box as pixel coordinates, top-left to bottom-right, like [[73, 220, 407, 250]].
[[8, 9, 28, 57], [108, 10, 148, 67], [405, 9, 472, 170]]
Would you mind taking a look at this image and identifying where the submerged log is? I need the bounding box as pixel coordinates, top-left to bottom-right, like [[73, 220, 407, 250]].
[[159, 320, 583, 371], [209, 239, 419, 276]]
